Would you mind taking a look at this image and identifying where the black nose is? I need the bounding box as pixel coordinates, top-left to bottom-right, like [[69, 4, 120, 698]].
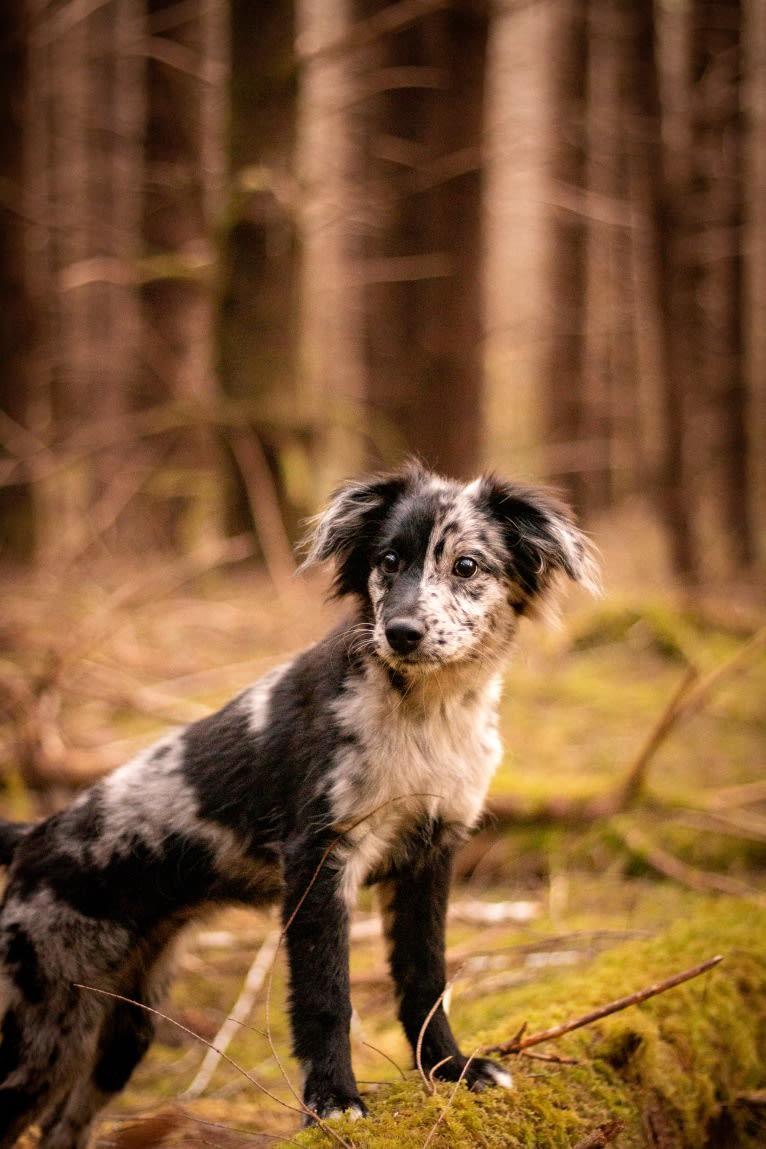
[[385, 618, 425, 655]]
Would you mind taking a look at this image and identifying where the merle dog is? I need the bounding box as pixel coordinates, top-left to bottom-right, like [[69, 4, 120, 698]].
[[0, 464, 597, 1147]]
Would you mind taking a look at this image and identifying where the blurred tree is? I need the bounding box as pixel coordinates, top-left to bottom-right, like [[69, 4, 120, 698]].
[[354, 0, 488, 478], [626, 0, 702, 581], [141, 0, 229, 550], [688, 0, 754, 567], [542, 0, 589, 514], [17, 0, 145, 564], [219, 0, 305, 534], [0, 0, 32, 555], [296, 0, 367, 495]]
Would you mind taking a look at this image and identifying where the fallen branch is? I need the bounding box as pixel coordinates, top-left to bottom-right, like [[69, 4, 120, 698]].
[[184, 928, 281, 1098], [485, 625, 766, 828], [482, 954, 723, 1057], [619, 827, 765, 903]]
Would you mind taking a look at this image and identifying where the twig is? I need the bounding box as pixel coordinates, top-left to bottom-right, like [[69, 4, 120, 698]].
[[606, 664, 699, 811], [676, 808, 766, 844], [521, 1049, 581, 1065], [482, 954, 723, 1057], [485, 627, 766, 828], [73, 984, 304, 1116], [415, 970, 463, 1096], [708, 779, 766, 810], [620, 827, 765, 903], [226, 427, 298, 592], [421, 1049, 477, 1149], [672, 625, 766, 724], [571, 1119, 625, 1149], [184, 928, 281, 1098]]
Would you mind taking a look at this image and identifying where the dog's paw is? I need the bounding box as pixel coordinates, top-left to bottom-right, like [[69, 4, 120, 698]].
[[431, 1054, 513, 1092], [302, 1094, 368, 1126], [464, 1056, 513, 1092]]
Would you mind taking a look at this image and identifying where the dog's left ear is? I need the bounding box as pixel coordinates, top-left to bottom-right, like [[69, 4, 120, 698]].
[[302, 466, 420, 598], [478, 475, 600, 607]]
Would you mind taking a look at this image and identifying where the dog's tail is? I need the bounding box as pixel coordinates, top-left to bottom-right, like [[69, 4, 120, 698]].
[[0, 818, 31, 866]]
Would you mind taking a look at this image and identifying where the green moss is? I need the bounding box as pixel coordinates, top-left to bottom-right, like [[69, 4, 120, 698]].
[[292, 900, 766, 1149]]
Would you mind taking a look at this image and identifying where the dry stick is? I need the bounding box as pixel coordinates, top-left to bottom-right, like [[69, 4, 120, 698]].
[[672, 624, 766, 725], [421, 1050, 478, 1149], [481, 954, 723, 1058], [620, 827, 765, 903], [415, 969, 463, 1096], [227, 427, 298, 591], [709, 779, 766, 810], [185, 928, 281, 1098], [603, 663, 699, 812]]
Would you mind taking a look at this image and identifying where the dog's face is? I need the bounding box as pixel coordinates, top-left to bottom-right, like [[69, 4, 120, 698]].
[[305, 464, 598, 676]]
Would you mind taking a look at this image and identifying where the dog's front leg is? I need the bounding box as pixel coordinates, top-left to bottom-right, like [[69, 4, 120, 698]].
[[282, 832, 367, 1124], [380, 839, 513, 1093]]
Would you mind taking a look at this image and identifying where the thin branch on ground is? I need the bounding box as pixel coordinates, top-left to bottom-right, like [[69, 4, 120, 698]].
[[421, 1050, 477, 1149], [485, 625, 766, 827], [618, 827, 765, 903], [481, 954, 723, 1057], [415, 970, 463, 1096], [185, 928, 281, 1098], [226, 427, 298, 593]]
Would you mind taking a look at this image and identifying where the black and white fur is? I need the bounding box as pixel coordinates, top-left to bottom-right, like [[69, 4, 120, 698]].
[[0, 464, 597, 1148]]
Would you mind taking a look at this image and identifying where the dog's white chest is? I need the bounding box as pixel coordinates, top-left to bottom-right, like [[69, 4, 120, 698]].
[[327, 668, 503, 897]]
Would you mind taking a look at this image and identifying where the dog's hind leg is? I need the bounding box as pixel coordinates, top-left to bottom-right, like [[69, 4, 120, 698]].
[[0, 991, 103, 1149], [36, 1001, 157, 1149], [34, 933, 178, 1149]]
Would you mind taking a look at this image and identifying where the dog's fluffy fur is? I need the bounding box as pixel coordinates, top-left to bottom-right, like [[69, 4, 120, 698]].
[[0, 464, 597, 1148]]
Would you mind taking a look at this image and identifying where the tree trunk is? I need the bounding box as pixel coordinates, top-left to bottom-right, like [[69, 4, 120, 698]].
[[0, 0, 33, 555], [22, 0, 146, 565], [354, 0, 488, 479], [625, 0, 701, 582], [542, 0, 589, 513], [689, 0, 754, 568], [296, 0, 366, 497], [141, 0, 229, 550], [220, 0, 303, 537]]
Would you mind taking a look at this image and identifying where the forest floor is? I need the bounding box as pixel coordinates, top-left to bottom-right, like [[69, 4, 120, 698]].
[[0, 552, 764, 1149]]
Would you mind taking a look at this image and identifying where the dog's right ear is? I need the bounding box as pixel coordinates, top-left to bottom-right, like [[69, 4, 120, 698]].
[[301, 468, 417, 598]]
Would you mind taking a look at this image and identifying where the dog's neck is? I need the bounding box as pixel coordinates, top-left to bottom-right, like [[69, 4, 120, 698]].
[[361, 644, 506, 718]]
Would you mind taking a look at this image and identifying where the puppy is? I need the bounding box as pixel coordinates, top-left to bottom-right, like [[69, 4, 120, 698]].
[[0, 463, 597, 1148]]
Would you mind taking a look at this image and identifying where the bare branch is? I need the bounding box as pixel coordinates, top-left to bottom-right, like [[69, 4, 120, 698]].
[[482, 955, 723, 1057], [619, 828, 765, 903], [184, 928, 281, 1098]]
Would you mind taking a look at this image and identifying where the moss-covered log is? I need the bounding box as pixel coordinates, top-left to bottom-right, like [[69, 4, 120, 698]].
[[295, 900, 765, 1149]]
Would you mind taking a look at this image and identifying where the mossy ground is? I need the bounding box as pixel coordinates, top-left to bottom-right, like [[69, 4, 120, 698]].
[[1, 569, 764, 1147]]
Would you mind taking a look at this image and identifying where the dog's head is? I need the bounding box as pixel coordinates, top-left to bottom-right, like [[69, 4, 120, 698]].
[[304, 463, 599, 675]]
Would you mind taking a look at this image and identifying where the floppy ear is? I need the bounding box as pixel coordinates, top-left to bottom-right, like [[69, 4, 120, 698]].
[[302, 466, 419, 599], [478, 475, 600, 608]]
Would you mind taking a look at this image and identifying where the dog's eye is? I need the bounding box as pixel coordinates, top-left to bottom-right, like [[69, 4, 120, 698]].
[[380, 550, 400, 574], [453, 556, 478, 579]]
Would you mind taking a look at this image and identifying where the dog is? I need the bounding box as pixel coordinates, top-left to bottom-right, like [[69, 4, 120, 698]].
[[0, 462, 597, 1148]]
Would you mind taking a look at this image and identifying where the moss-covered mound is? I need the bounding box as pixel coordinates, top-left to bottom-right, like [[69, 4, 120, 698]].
[[295, 899, 766, 1149]]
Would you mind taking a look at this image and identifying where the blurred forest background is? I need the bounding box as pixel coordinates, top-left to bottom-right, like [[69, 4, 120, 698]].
[[1, 4, 766, 1142], [0, 0, 764, 586]]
